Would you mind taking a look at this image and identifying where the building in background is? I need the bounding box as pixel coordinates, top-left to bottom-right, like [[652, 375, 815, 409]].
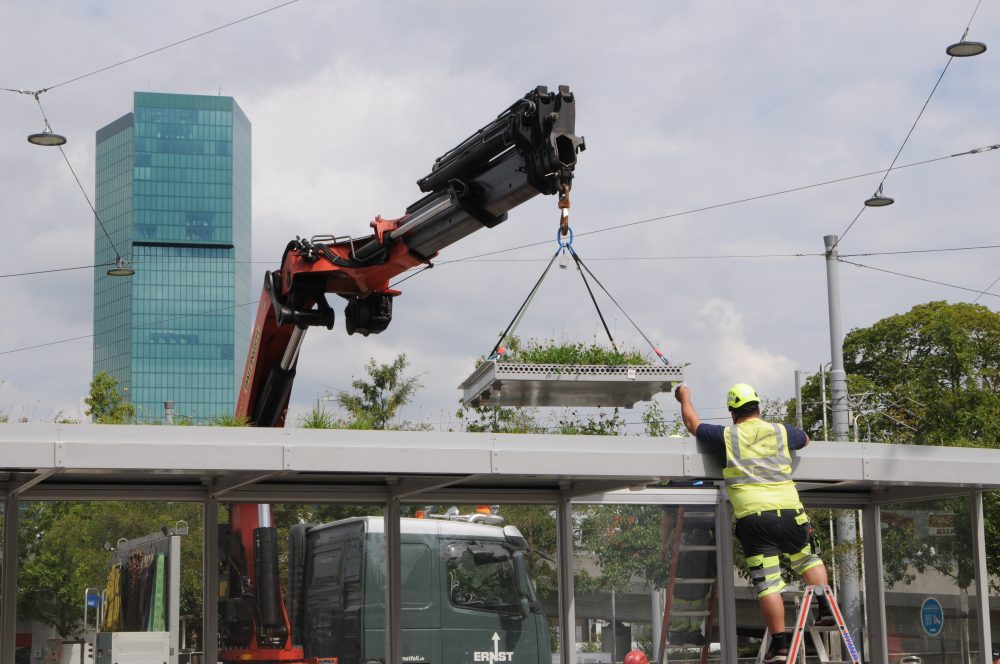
[[93, 92, 251, 423]]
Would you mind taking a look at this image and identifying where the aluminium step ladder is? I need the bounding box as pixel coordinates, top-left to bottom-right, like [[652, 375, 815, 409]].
[[756, 584, 861, 664], [658, 506, 718, 664]]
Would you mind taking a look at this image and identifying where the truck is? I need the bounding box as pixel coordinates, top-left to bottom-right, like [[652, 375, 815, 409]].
[[219, 84, 584, 663], [287, 515, 550, 664]]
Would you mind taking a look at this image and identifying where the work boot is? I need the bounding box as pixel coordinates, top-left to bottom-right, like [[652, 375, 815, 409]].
[[763, 633, 789, 663], [762, 643, 788, 663]]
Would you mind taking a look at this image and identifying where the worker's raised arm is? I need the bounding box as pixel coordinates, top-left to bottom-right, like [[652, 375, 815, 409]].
[[673, 384, 702, 435]]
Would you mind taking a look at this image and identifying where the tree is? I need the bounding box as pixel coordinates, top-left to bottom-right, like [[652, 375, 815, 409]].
[[787, 301, 1000, 446], [84, 372, 135, 424], [18, 501, 203, 638], [335, 354, 422, 430]]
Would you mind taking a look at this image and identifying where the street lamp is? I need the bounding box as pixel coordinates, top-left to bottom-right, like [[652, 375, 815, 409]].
[[107, 257, 135, 277], [947, 40, 987, 57], [27, 128, 67, 146], [864, 183, 894, 207]]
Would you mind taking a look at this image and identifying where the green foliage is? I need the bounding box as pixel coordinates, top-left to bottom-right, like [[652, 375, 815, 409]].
[[84, 373, 135, 424], [844, 301, 1000, 446], [788, 302, 1000, 446], [456, 405, 545, 434], [557, 408, 626, 436], [576, 505, 667, 592], [297, 407, 345, 429], [18, 501, 202, 638], [498, 336, 649, 366], [336, 354, 422, 430], [211, 414, 250, 427]]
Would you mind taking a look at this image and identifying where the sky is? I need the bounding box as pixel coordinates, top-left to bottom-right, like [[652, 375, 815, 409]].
[[0, 1, 997, 431]]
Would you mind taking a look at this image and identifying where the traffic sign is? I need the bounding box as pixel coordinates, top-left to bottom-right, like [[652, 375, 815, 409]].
[[921, 597, 944, 637]]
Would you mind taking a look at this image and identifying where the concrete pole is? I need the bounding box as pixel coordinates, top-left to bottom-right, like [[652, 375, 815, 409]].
[[794, 370, 804, 429], [824, 234, 863, 645]]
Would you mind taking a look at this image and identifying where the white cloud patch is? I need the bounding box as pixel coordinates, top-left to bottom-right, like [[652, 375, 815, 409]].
[[694, 299, 796, 401]]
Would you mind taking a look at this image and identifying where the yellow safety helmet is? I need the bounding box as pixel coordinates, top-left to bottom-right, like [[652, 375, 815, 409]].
[[727, 383, 760, 410]]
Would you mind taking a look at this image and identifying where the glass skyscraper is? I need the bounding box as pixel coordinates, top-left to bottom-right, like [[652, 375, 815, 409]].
[[93, 92, 251, 423]]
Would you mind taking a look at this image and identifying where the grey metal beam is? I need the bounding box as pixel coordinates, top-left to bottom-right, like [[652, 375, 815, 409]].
[[390, 474, 482, 499], [5, 424, 1000, 491], [870, 485, 983, 505], [203, 496, 219, 664], [715, 496, 739, 664], [1, 493, 19, 664], [971, 491, 992, 664], [169, 533, 181, 664], [385, 495, 403, 664], [557, 495, 577, 664], [9, 468, 62, 496], [208, 471, 287, 499], [861, 505, 888, 664]]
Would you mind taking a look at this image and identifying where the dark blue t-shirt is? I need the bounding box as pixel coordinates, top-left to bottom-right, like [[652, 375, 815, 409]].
[[695, 421, 808, 459]]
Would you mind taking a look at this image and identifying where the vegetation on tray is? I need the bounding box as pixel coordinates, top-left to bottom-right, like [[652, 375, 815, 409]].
[[495, 336, 649, 365]]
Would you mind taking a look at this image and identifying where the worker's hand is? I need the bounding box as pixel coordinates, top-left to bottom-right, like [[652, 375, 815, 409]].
[[674, 384, 690, 403]]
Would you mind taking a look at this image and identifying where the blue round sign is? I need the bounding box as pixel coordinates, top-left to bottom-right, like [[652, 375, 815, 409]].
[[921, 597, 944, 637]]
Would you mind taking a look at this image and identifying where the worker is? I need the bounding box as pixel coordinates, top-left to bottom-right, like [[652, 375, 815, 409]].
[[674, 382, 836, 664], [992, 644, 999, 664]]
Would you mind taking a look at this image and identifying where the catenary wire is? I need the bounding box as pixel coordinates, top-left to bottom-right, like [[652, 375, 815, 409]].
[[834, 1, 984, 248], [971, 272, 1000, 304], [5, 143, 995, 282], [36, 0, 303, 92], [0, 300, 261, 356], [838, 258, 1000, 300], [10, 244, 1000, 279], [426, 143, 997, 268]]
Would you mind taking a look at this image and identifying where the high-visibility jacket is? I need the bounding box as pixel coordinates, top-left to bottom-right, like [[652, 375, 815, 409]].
[[723, 418, 802, 519]]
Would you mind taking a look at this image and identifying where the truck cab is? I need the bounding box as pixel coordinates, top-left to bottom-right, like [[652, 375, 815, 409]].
[[288, 516, 551, 664]]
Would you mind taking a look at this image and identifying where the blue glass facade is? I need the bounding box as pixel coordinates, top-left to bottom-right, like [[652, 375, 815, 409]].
[[94, 92, 251, 423]]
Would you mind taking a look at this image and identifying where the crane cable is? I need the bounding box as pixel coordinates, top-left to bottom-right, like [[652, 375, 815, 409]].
[[487, 208, 669, 365]]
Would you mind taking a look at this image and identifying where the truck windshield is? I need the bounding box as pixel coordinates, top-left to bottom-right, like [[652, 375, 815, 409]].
[[445, 541, 521, 614]]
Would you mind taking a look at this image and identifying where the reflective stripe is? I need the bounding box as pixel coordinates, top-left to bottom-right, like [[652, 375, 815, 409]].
[[750, 564, 782, 581], [725, 420, 793, 487], [789, 554, 822, 573]]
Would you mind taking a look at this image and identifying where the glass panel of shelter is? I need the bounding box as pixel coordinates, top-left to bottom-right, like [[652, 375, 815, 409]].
[[567, 487, 984, 664]]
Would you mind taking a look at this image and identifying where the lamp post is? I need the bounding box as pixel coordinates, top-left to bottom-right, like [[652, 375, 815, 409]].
[[824, 235, 863, 645]]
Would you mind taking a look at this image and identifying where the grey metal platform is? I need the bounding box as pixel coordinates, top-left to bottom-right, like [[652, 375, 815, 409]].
[[459, 361, 686, 408]]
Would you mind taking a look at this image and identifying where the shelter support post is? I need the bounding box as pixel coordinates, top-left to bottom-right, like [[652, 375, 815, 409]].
[[715, 495, 739, 663], [169, 533, 181, 664], [1, 492, 18, 664], [386, 494, 403, 664], [202, 497, 219, 664], [557, 495, 577, 664], [861, 504, 887, 664], [971, 491, 992, 664]]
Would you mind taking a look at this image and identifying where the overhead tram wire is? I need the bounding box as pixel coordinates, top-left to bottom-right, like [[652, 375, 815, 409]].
[[0, 299, 262, 357], [838, 258, 1000, 300], [24, 93, 133, 270], [420, 143, 998, 269], [22, 0, 303, 93], [834, 1, 987, 248], [972, 273, 1000, 304], [0, 263, 114, 279], [448, 244, 1000, 263], [2, 143, 994, 283], [11, 244, 1000, 280]]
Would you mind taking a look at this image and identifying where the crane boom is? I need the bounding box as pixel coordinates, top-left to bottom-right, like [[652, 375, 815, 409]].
[[236, 85, 584, 428]]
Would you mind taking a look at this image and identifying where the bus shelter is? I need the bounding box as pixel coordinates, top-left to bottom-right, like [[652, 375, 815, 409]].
[[0, 424, 997, 664]]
